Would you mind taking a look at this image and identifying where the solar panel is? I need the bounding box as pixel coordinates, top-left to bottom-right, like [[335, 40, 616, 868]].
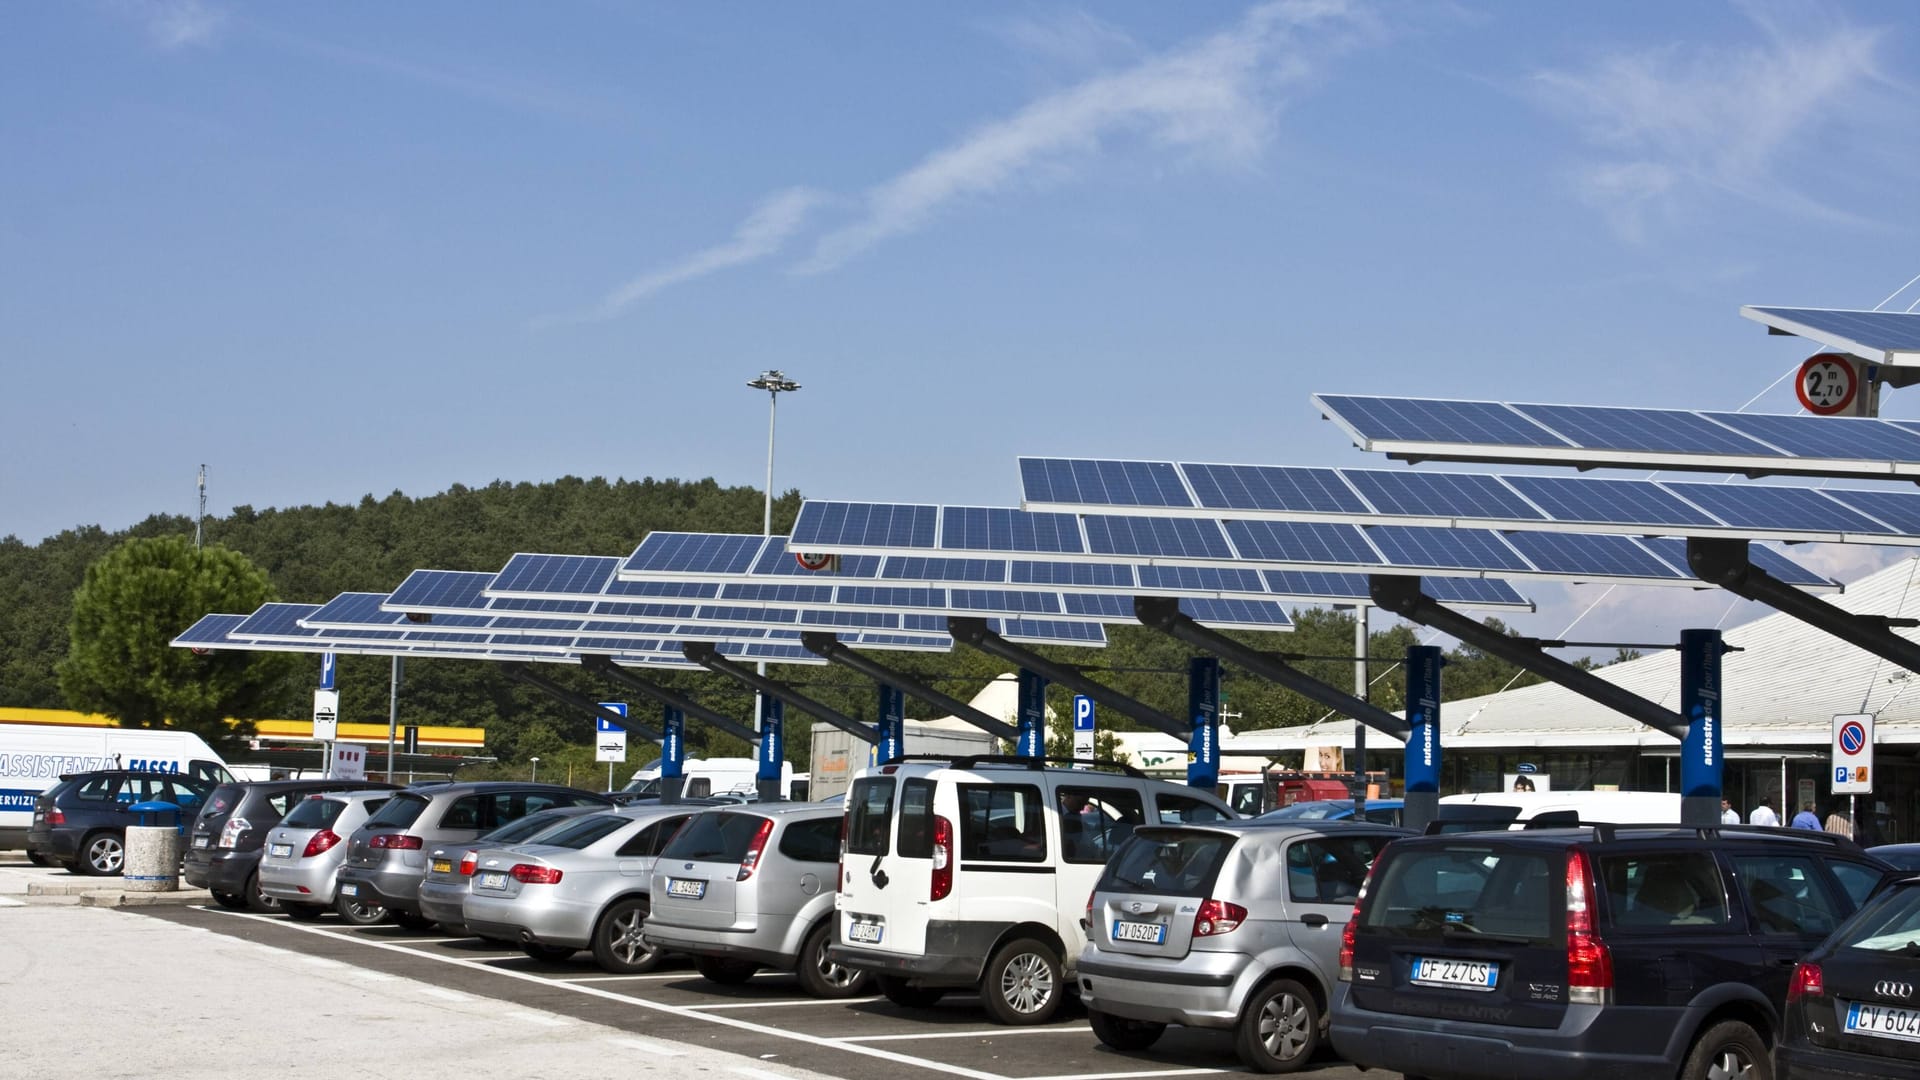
[[1664, 483, 1896, 537], [490, 554, 619, 598], [1821, 488, 1920, 535], [1511, 404, 1779, 456], [1742, 306, 1920, 364], [1500, 475, 1720, 529], [1344, 470, 1543, 521], [387, 570, 493, 612], [1501, 532, 1685, 580], [1224, 520, 1381, 566], [1009, 561, 1136, 588], [790, 502, 940, 551], [1363, 526, 1532, 573], [1636, 538, 1835, 589], [174, 613, 249, 646], [940, 506, 1085, 554], [1182, 464, 1367, 513], [882, 557, 1009, 583], [1705, 412, 1920, 463], [1082, 516, 1233, 559], [1316, 395, 1568, 448], [624, 533, 769, 577], [1018, 458, 1192, 508]]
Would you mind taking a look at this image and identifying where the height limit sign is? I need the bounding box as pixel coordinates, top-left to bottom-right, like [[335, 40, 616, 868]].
[[1832, 712, 1874, 794]]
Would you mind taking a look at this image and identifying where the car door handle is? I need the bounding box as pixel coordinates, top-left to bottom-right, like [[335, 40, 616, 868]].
[[1301, 913, 1329, 928]]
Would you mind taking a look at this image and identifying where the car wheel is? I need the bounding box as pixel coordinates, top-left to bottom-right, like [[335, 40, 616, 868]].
[[1235, 978, 1320, 1073], [211, 890, 248, 911], [520, 943, 576, 963], [334, 893, 391, 926], [1682, 1020, 1771, 1080], [77, 831, 125, 876], [26, 850, 50, 867], [283, 903, 327, 922], [694, 956, 759, 985], [796, 921, 871, 998], [242, 872, 282, 915], [1089, 1009, 1166, 1051], [877, 975, 946, 1009], [392, 911, 437, 931], [981, 937, 1064, 1025], [592, 898, 663, 975]]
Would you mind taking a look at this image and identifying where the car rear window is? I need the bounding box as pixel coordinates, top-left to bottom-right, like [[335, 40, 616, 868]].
[[1362, 845, 1558, 943], [662, 812, 770, 862], [363, 793, 430, 829], [480, 809, 579, 844], [201, 785, 246, 817], [1100, 829, 1231, 897], [847, 777, 894, 857], [1835, 884, 1920, 953], [282, 796, 347, 830], [536, 814, 629, 850]]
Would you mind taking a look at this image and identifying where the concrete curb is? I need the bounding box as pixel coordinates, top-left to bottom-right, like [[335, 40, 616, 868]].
[[78, 889, 212, 908]]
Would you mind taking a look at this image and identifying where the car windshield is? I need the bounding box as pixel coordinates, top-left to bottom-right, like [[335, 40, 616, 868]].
[[1266, 802, 1346, 820], [1361, 845, 1558, 943], [282, 796, 347, 830], [661, 812, 769, 862], [363, 793, 430, 829], [1838, 885, 1920, 954], [1099, 830, 1232, 896]]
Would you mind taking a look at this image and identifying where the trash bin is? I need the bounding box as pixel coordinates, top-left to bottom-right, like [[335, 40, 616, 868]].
[[125, 800, 184, 892]]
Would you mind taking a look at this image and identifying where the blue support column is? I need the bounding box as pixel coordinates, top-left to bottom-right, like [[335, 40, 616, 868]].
[[1187, 657, 1221, 790], [876, 684, 905, 766], [758, 696, 786, 803], [661, 705, 686, 802], [1016, 668, 1048, 758], [1680, 628, 1725, 827], [1402, 645, 1443, 833]]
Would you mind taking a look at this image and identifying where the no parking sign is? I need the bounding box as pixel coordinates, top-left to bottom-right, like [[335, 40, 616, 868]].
[[1832, 713, 1874, 794]]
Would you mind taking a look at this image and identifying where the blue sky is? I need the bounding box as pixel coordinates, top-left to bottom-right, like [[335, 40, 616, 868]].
[[6, 1, 1920, 656]]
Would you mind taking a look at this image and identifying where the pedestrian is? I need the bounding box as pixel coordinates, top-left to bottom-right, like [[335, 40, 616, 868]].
[[1791, 801, 1822, 830], [1825, 808, 1854, 838], [1748, 798, 1779, 828], [1720, 798, 1740, 825]]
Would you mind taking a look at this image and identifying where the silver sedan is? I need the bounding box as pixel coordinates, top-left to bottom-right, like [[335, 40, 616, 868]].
[[258, 790, 397, 922], [461, 804, 696, 973]]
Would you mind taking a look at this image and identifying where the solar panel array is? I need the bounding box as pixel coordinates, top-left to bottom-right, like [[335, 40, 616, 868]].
[[1014, 457, 1917, 550], [1742, 306, 1920, 365], [1310, 394, 1920, 480]]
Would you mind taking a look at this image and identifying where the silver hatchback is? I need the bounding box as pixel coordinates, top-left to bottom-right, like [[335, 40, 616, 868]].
[[644, 803, 867, 998], [258, 790, 396, 921], [1078, 820, 1409, 1073]]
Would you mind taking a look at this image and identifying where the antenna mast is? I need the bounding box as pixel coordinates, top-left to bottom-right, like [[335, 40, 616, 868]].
[[196, 464, 206, 549]]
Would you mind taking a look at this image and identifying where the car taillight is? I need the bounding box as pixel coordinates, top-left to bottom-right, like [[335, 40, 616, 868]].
[[48, 809, 65, 825], [1339, 860, 1379, 982], [930, 815, 953, 901], [1788, 962, 1825, 1003], [218, 816, 251, 849], [1194, 899, 1247, 936], [737, 818, 775, 881], [302, 829, 340, 858], [510, 864, 563, 884], [1566, 849, 1612, 1004], [459, 849, 479, 876], [368, 834, 423, 850]]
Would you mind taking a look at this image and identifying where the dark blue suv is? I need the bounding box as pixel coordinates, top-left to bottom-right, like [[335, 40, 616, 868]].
[[26, 770, 217, 875], [1331, 824, 1897, 1080]]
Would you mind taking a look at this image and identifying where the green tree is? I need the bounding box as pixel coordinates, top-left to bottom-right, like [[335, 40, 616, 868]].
[[58, 536, 300, 751]]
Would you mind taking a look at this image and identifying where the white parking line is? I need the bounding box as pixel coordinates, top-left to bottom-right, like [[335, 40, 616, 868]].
[[1020, 1070, 1226, 1080], [558, 973, 692, 982], [0, 896, 25, 907], [503, 1010, 571, 1028], [418, 985, 475, 1003], [841, 1027, 1089, 1042], [607, 1036, 685, 1058], [690, 996, 883, 1011]]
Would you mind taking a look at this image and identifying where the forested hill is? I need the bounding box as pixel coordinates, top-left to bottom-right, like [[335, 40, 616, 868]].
[[0, 476, 1546, 770]]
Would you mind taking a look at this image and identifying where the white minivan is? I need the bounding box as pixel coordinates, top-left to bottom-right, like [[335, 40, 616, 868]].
[[623, 757, 798, 800], [0, 722, 233, 852], [1435, 790, 1684, 830], [830, 756, 1235, 1024]]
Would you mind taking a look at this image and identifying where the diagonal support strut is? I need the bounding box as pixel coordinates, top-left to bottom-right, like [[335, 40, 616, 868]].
[[799, 632, 1018, 741], [946, 617, 1186, 740], [1688, 538, 1920, 673], [681, 642, 875, 744], [578, 654, 759, 743], [502, 663, 665, 741]]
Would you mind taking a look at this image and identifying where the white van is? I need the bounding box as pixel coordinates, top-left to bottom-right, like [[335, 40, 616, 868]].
[[0, 722, 234, 849], [830, 756, 1235, 1024], [1436, 790, 1684, 831], [623, 757, 798, 800]]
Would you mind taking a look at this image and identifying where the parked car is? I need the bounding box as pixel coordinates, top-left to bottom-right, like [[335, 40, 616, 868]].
[[831, 755, 1235, 1024], [1431, 790, 1682, 831], [461, 804, 700, 972], [1778, 873, 1920, 1079], [1331, 823, 1897, 1080], [644, 802, 863, 997], [1867, 843, 1920, 871], [25, 770, 218, 875], [1079, 819, 1411, 1072], [258, 790, 397, 922], [415, 805, 606, 933], [1260, 799, 1406, 827], [184, 779, 396, 913], [335, 783, 613, 929]]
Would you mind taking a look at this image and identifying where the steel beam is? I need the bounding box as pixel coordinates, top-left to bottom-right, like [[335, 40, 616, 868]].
[[502, 663, 664, 741], [578, 654, 759, 743], [946, 617, 1186, 740], [1688, 538, 1920, 672], [799, 632, 1018, 741], [1133, 597, 1411, 740], [1367, 575, 1689, 741], [681, 642, 875, 744]]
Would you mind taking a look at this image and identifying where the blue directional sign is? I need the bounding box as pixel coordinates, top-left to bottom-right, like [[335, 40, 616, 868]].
[[595, 701, 628, 733], [319, 652, 336, 690]]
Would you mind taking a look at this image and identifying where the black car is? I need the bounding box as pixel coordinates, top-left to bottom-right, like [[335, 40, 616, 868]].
[[1331, 824, 1897, 1080], [1777, 875, 1920, 1079], [183, 779, 397, 913], [26, 770, 219, 875]]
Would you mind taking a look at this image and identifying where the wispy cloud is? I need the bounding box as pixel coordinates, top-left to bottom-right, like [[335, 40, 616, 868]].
[[1530, 3, 1890, 240], [982, 10, 1143, 69], [799, 0, 1368, 273], [121, 0, 227, 50]]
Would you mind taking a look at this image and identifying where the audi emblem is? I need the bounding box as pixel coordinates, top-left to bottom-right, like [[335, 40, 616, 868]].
[[1878, 980, 1915, 999]]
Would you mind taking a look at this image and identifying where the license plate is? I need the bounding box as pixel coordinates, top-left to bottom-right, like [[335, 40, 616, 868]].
[[431, 859, 452, 873], [1112, 920, 1167, 944], [666, 877, 706, 899], [339, 883, 358, 896], [1412, 957, 1497, 990], [193, 836, 210, 849], [478, 872, 507, 889], [270, 843, 292, 858], [1847, 1001, 1920, 1042], [848, 921, 883, 943]]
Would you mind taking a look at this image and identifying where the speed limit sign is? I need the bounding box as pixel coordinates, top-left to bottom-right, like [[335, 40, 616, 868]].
[[1796, 353, 1859, 416]]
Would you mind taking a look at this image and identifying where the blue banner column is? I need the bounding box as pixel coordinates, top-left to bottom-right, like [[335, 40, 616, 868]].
[[1402, 645, 1444, 833], [875, 684, 905, 766], [757, 696, 786, 803], [661, 705, 686, 802], [1187, 657, 1221, 790], [1680, 629, 1725, 827], [1016, 669, 1048, 758]]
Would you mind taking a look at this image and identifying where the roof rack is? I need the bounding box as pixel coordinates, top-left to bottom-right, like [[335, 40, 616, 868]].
[[882, 753, 1147, 778], [1584, 822, 1865, 851]]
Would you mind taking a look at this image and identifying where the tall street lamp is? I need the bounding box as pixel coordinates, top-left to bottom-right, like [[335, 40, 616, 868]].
[[747, 370, 801, 536]]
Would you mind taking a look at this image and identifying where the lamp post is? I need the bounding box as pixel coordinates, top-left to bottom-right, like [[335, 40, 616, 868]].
[[747, 370, 801, 534], [530, 756, 540, 783]]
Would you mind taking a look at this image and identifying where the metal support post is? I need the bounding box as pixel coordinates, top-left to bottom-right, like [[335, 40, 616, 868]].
[[1680, 629, 1725, 828], [876, 684, 905, 765], [1403, 645, 1443, 833], [661, 705, 686, 803], [1352, 606, 1368, 816], [757, 696, 785, 804], [1016, 668, 1047, 758], [1188, 657, 1221, 791], [386, 656, 403, 781]]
